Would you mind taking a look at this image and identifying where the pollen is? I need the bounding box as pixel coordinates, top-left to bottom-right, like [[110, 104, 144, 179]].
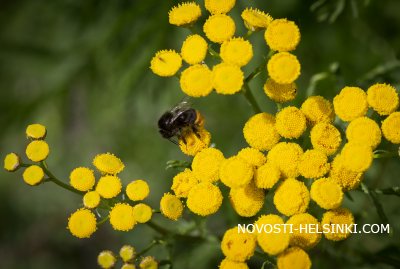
[[310, 178, 343, 210], [150, 50, 182, 77], [300, 96, 334, 125], [219, 156, 253, 188], [4, 152, 20, 172], [265, 19, 300, 52], [263, 78, 297, 103], [310, 122, 342, 156], [120, 245, 136, 263], [381, 112, 400, 144], [160, 193, 183, 221], [181, 35, 208, 65], [254, 162, 281, 189], [205, 0, 236, 14], [109, 203, 136, 231], [26, 123, 47, 140], [68, 208, 97, 238], [221, 227, 256, 262], [93, 153, 125, 175], [23, 165, 45, 186], [96, 175, 122, 199], [192, 147, 225, 183], [26, 140, 49, 162], [243, 112, 280, 151], [277, 247, 311, 269], [132, 203, 152, 223], [171, 168, 199, 198], [219, 259, 249, 269], [298, 149, 330, 179], [236, 147, 266, 167], [286, 213, 321, 249], [203, 14, 235, 43], [367, 83, 399, 116], [69, 167, 96, 192], [98, 251, 116, 269], [241, 8, 273, 31], [321, 208, 354, 241], [229, 183, 264, 217], [139, 256, 158, 269], [255, 214, 289, 255], [220, 37, 253, 67], [333, 86, 368, 122], [267, 142, 303, 178], [126, 179, 150, 201], [275, 106, 307, 139], [267, 52, 301, 84], [187, 182, 223, 216], [273, 178, 309, 216], [340, 142, 373, 173], [83, 191, 101, 209], [212, 62, 244, 95], [178, 128, 211, 156], [168, 2, 201, 26], [180, 64, 213, 97], [346, 117, 381, 149], [330, 154, 363, 191]]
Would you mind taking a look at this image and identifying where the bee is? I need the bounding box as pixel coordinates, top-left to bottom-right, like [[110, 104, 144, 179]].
[[158, 98, 204, 144]]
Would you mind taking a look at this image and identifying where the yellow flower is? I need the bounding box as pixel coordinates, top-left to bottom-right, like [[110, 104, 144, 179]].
[[236, 147, 266, 167], [205, 0, 236, 14], [273, 178, 309, 216], [181, 34, 208, 65], [23, 165, 44, 186], [4, 152, 20, 172], [220, 37, 253, 67], [310, 178, 343, 210], [382, 112, 400, 144], [310, 123, 342, 156], [221, 227, 256, 262], [132, 203, 152, 223], [241, 8, 273, 31], [212, 62, 244, 94], [321, 208, 354, 241], [367, 83, 399, 115], [203, 14, 235, 43], [126, 179, 150, 201], [340, 142, 373, 173], [122, 264, 136, 269], [171, 169, 199, 197], [255, 214, 289, 255], [346, 117, 381, 149], [26, 123, 46, 140], [69, 167, 95, 192], [333, 86, 368, 122], [68, 208, 97, 238], [168, 2, 201, 26], [178, 128, 211, 156], [219, 156, 253, 188], [298, 149, 330, 179], [83, 191, 101, 209], [330, 154, 363, 191], [192, 147, 224, 183], [219, 258, 249, 269], [265, 19, 300, 52], [286, 213, 321, 249], [229, 183, 264, 217], [160, 193, 183, 221], [187, 182, 223, 216], [275, 106, 307, 139], [98, 251, 116, 269], [267, 52, 301, 84], [96, 175, 122, 199], [254, 162, 281, 189], [26, 140, 49, 162], [139, 256, 158, 269], [267, 142, 303, 178], [243, 112, 280, 151], [300, 96, 334, 125], [109, 203, 136, 231], [150, 50, 182, 77], [93, 153, 125, 175], [180, 64, 213, 97], [120, 245, 136, 262], [277, 247, 311, 269], [263, 78, 297, 103]]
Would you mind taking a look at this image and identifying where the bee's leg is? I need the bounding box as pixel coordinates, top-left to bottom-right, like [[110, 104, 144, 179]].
[[192, 126, 201, 139], [178, 130, 187, 144], [168, 138, 179, 145]]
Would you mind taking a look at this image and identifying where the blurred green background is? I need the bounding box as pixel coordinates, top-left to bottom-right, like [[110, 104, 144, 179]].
[[1, 0, 400, 268]]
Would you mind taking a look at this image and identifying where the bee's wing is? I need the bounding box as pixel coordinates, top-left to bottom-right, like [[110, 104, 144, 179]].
[[169, 97, 193, 122]]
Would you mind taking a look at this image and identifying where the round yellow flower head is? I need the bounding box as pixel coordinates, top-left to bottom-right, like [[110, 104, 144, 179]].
[[382, 112, 400, 144], [229, 183, 265, 217], [132, 203, 152, 223], [219, 258, 249, 269], [69, 167, 95, 192], [267, 142, 303, 178], [286, 213, 321, 249], [321, 208, 354, 241], [255, 214, 289, 255], [265, 19, 300, 52], [160, 193, 183, 221], [140, 256, 158, 269], [346, 117, 381, 149], [26, 123, 46, 140], [241, 8, 273, 31], [255, 162, 280, 189], [68, 208, 97, 238], [340, 142, 373, 173], [367, 83, 399, 115], [96, 175, 122, 199], [180, 64, 213, 97], [310, 122, 342, 156], [237, 147, 266, 167], [192, 147, 224, 183], [267, 52, 301, 84], [263, 78, 297, 103], [333, 86, 368, 122], [298, 149, 330, 179], [23, 165, 44, 186], [205, 0, 236, 14], [203, 14, 235, 43], [277, 247, 311, 269], [120, 245, 136, 262], [300, 96, 334, 125], [126, 179, 150, 201], [4, 152, 20, 172], [171, 169, 199, 197], [150, 50, 182, 77], [168, 2, 201, 26], [181, 35, 208, 65], [275, 106, 307, 139], [212, 62, 243, 94], [273, 178, 309, 216], [98, 251, 116, 269], [109, 203, 136, 231], [187, 182, 223, 216], [26, 140, 49, 162], [243, 112, 280, 151], [220, 156, 253, 188], [83, 191, 101, 209], [122, 264, 136, 269], [220, 37, 253, 67], [93, 153, 124, 175], [330, 154, 363, 191], [178, 128, 211, 156], [310, 178, 343, 210], [221, 227, 256, 262]]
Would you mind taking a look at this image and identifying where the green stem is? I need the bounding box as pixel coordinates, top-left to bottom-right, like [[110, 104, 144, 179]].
[[208, 45, 220, 59], [98, 215, 109, 226], [242, 83, 262, 114], [146, 221, 169, 236], [135, 240, 161, 258], [40, 162, 83, 195], [373, 150, 398, 159]]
